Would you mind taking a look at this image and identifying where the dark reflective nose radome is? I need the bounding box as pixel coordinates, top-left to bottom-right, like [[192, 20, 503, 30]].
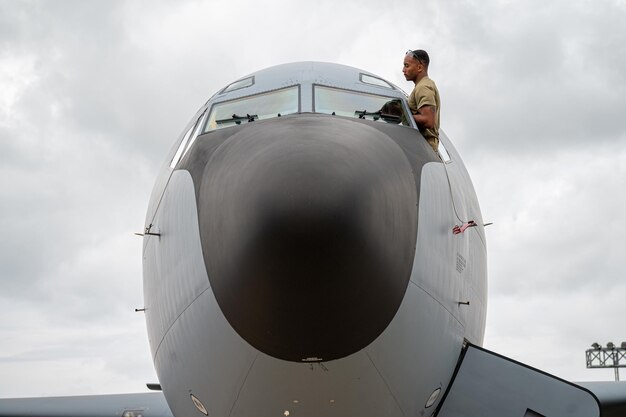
[[195, 115, 418, 362]]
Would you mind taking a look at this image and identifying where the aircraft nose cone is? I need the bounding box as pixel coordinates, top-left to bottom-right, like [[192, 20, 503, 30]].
[[198, 116, 417, 361]]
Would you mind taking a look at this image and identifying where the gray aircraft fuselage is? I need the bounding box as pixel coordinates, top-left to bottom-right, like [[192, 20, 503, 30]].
[[0, 61, 612, 417], [142, 62, 487, 417]]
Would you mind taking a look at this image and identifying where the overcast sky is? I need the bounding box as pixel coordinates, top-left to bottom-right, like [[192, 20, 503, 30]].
[[1, 0, 625, 398]]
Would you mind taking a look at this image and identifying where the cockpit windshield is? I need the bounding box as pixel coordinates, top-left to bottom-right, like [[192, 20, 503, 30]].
[[203, 86, 299, 132], [314, 85, 410, 126]]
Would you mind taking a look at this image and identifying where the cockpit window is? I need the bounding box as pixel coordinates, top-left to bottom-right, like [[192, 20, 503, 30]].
[[220, 76, 254, 94], [203, 85, 299, 132], [438, 140, 452, 162], [314, 85, 410, 126], [360, 74, 394, 89], [170, 109, 209, 168]]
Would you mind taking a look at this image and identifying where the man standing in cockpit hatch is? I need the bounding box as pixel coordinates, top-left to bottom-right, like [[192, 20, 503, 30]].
[[403, 49, 440, 153]]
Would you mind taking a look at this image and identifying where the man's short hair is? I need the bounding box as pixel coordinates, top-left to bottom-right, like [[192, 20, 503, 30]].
[[409, 49, 430, 66]]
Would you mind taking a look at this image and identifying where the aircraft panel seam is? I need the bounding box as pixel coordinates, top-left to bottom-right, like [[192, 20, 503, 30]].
[[227, 352, 259, 417], [364, 350, 409, 417], [408, 279, 463, 328], [152, 285, 211, 360]]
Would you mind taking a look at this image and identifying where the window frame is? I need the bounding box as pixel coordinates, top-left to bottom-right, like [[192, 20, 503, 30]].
[[312, 84, 413, 127], [359, 73, 395, 89], [219, 76, 255, 95], [169, 110, 207, 169], [438, 139, 452, 163], [201, 84, 301, 134]]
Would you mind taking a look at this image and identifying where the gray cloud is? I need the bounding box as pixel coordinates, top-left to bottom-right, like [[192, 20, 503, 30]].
[[428, 0, 626, 155], [1, 0, 624, 398]]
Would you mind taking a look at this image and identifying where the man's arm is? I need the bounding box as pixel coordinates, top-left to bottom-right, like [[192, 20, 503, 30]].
[[412, 105, 436, 129]]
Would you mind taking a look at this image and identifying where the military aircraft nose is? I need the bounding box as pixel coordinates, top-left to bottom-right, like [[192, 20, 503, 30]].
[[198, 116, 417, 362]]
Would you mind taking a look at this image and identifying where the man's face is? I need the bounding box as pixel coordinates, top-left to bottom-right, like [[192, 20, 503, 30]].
[[403, 55, 422, 82]]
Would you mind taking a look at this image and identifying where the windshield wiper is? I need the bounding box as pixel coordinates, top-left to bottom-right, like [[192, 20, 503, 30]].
[[216, 113, 258, 126], [354, 110, 401, 123]]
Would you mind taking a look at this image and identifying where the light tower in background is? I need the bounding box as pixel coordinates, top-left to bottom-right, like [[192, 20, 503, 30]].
[[585, 342, 626, 381]]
